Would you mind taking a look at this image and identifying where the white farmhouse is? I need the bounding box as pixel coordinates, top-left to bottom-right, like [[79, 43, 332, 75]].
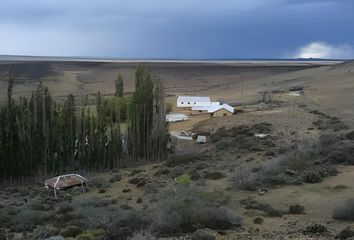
[[177, 96, 218, 107]]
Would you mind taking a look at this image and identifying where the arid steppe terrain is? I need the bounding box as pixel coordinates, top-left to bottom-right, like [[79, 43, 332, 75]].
[[1, 59, 354, 239]]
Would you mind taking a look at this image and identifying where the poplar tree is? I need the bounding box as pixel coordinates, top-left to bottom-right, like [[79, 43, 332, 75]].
[[128, 64, 167, 162], [0, 65, 166, 183], [115, 73, 124, 97]]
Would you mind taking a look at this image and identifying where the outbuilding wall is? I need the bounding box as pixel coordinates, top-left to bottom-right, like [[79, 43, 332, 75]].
[[212, 108, 233, 117]]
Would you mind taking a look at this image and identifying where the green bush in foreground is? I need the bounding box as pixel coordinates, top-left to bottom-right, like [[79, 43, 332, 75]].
[[176, 174, 192, 186]]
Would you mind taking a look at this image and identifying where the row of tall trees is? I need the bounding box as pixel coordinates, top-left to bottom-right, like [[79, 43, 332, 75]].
[[127, 65, 167, 162], [0, 64, 167, 183]]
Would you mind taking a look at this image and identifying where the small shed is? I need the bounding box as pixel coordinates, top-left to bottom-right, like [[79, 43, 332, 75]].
[[197, 135, 207, 144], [191, 103, 234, 117], [166, 113, 189, 122], [212, 108, 233, 117]]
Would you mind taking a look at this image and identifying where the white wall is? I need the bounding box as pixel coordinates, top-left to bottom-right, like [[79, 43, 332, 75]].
[[177, 101, 220, 108]]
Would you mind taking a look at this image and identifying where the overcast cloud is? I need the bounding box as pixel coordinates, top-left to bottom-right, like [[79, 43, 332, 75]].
[[0, 0, 353, 59]]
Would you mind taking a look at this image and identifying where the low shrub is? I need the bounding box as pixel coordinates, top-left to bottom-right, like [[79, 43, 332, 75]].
[[106, 209, 150, 238], [333, 199, 354, 221], [253, 217, 264, 224], [288, 205, 305, 215], [32, 225, 59, 239], [10, 208, 56, 232], [336, 226, 354, 239], [89, 177, 110, 188], [128, 228, 157, 240], [60, 225, 82, 238], [302, 170, 322, 183], [233, 167, 260, 191], [234, 136, 343, 189], [110, 174, 122, 183], [129, 174, 148, 187], [325, 140, 354, 164], [204, 171, 226, 180], [151, 187, 242, 235], [199, 190, 231, 205], [176, 174, 192, 186], [71, 198, 123, 229], [76, 229, 105, 240], [169, 166, 186, 178], [166, 154, 208, 167], [240, 198, 285, 217], [302, 224, 328, 235], [76, 233, 95, 240], [346, 131, 354, 140]]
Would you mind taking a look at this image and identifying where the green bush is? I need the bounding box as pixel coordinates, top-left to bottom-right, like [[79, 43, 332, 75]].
[[176, 174, 192, 186]]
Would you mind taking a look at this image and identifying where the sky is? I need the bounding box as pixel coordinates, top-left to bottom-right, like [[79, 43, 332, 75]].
[[0, 0, 353, 59]]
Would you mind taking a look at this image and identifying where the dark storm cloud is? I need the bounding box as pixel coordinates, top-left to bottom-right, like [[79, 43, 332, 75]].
[[0, 0, 353, 59]]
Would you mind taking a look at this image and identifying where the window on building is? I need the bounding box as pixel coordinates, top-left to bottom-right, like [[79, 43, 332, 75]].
[[181, 102, 184, 104], [188, 102, 190, 104]]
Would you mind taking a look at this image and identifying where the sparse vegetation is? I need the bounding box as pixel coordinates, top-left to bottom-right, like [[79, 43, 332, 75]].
[[166, 153, 208, 167], [288, 205, 305, 215], [253, 217, 264, 224], [1, 59, 354, 240], [302, 224, 328, 235], [233, 135, 346, 190], [151, 187, 242, 235], [211, 123, 274, 153], [128, 229, 157, 240], [203, 171, 226, 180], [240, 198, 285, 217], [233, 167, 260, 190]]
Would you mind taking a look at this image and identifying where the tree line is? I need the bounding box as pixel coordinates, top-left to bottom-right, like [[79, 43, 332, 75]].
[[0, 64, 167, 183]]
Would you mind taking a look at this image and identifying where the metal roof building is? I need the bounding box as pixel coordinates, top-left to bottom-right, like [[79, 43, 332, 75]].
[[166, 113, 189, 122], [192, 103, 234, 113], [177, 96, 214, 107]]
